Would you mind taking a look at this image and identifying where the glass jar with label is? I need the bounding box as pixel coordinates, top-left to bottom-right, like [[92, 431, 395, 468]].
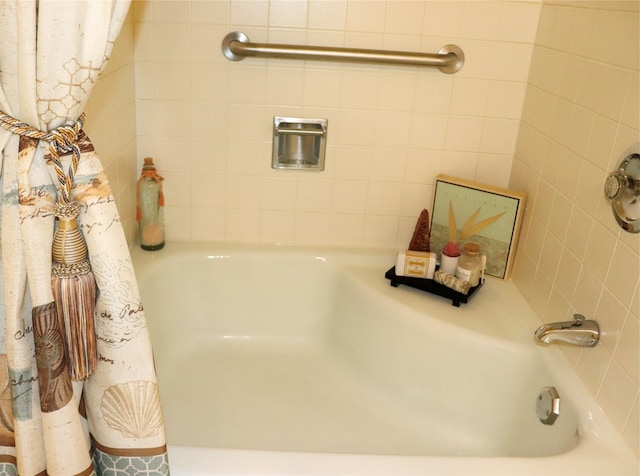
[[455, 242, 482, 286]]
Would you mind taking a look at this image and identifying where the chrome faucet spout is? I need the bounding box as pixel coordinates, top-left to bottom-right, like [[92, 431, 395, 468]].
[[534, 314, 599, 347]]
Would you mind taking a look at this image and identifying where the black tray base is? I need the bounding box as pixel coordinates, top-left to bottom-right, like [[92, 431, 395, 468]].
[[384, 266, 482, 307]]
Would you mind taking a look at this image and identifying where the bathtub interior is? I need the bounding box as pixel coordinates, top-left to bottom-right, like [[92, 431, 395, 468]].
[[137, 247, 583, 458]]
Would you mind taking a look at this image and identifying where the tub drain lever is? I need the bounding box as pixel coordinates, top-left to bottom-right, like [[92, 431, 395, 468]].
[[536, 386, 560, 425]]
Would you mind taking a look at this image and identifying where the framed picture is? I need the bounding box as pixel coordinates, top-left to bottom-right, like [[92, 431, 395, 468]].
[[430, 174, 526, 280]]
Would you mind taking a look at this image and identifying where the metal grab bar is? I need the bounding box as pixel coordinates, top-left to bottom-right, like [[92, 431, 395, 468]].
[[222, 32, 464, 74]]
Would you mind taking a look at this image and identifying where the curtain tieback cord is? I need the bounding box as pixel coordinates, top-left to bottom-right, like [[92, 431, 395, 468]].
[[0, 111, 97, 381], [0, 111, 85, 204]]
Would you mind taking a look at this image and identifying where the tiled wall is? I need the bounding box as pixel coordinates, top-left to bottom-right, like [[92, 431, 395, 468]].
[[132, 0, 541, 248], [84, 14, 138, 245], [510, 0, 639, 456]]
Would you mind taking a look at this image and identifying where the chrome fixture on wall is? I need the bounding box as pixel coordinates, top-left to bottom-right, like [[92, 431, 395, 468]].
[[272, 117, 327, 171], [604, 145, 640, 233], [222, 31, 465, 73], [534, 314, 599, 347]]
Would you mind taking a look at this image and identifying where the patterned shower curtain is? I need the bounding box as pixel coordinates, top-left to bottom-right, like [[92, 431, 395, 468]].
[[0, 1, 169, 474]]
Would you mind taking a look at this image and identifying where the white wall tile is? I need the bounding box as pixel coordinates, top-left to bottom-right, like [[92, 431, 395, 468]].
[[362, 215, 399, 248], [480, 118, 519, 155], [266, 67, 305, 106], [192, 63, 229, 102], [192, 174, 226, 208], [450, 78, 490, 116], [192, 24, 229, 65], [423, 1, 464, 39], [376, 72, 416, 111], [294, 212, 331, 245], [331, 181, 368, 214], [404, 149, 442, 184], [499, 2, 542, 43], [229, 66, 267, 104], [334, 145, 371, 180], [152, 1, 191, 23], [485, 81, 527, 119], [445, 115, 484, 151], [154, 61, 192, 100], [192, 0, 230, 25], [564, 206, 593, 261], [584, 115, 618, 170], [370, 148, 406, 182], [461, 1, 502, 41], [409, 112, 448, 150], [567, 105, 594, 157], [337, 109, 376, 146], [260, 210, 295, 244], [340, 70, 379, 109], [227, 104, 266, 140], [384, 0, 425, 35], [621, 71, 639, 129], [400, 182, 432, 217], [153, 23, 192, 62], [269, 0, 308, 28], [153, 100, 191, 136], [575, 63, 606, 116], [567, 7, 594, 57], [261, 176, 298, 211], [226, 209, 261, 242], [609, 11, 640, 70], [557, 55, 584, 103], [296, 179, 333, 213], [230, 0, 269, 26], [606, 242, 640, 306], [345, 1, 386, 33], [373, 111, 411, 147], [440, 150, 478, 181], [573, 269, 604, 321], [456, 39, 496, 79], [413, 75, 453, 114], [366, 182, 403, 216], [192, 207, 226, 242], [474, 153, 512, 187], [329, 213, 365, 247], [303, 68, 343, 107], [226, 175, 262, 209], [165, 205, 192, 241], [308, 0, 348, 31], [227, 140, 269, 175]]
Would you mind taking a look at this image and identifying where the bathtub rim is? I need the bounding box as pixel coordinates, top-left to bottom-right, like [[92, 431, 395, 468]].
[[165, 438, 636, 476]]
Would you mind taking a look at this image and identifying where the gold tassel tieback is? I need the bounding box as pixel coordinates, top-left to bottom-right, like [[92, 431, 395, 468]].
[[51, 202, 98, 380], [0, 111, 98, 381], [51, 202, 98, 381]]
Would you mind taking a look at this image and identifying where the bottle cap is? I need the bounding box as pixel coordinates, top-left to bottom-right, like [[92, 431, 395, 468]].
[[463, 242, 480, 254]]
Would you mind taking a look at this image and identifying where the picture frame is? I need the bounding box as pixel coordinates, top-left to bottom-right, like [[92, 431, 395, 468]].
[[430, 174, 526, 280]]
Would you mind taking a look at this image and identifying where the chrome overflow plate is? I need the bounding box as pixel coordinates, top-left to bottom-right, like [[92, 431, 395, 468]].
[[537, 386, 560, 425]]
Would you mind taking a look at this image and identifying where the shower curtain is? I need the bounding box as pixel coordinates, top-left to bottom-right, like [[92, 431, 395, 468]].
[[0, 1, 169, 474]]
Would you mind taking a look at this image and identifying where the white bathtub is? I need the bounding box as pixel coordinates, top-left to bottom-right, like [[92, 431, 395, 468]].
[[133, 242, 637, 476]]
